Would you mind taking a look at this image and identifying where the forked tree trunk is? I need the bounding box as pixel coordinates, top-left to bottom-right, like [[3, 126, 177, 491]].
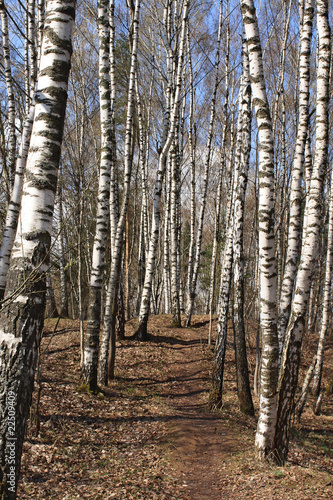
[[0, 2, 75, 497]]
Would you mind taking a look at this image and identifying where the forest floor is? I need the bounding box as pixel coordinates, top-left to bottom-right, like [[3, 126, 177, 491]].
[[18, 314, 333, 499]]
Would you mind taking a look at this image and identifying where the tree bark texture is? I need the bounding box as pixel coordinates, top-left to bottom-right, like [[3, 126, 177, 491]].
[[277, 0, 313, 356], [82, 0, 112, 392], [232, 37, 254, 416], [0, 2, 75, 497], [98, 0, 140, 384], [241, 0, 279, 461], [274, 0, 331, 464]]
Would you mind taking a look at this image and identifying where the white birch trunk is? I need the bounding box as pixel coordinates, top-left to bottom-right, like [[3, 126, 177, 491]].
[[0, 0, 17, 192], [81, 0, 112, 392], [294, 353, 316, 421], [135, 0, 189, 340], [37, 0, 45, 63], [185, 0, 223, 327], [211, 73, 243, 408], [163, 167, 171, 314], [56, 173, 68, 317], [170, 112, 182, 327], [109, 0, 118, 251], [0, 105, 35, 300], [241, 0, 278, 461], [275, 0, 331, 464], [311, 175, 333, 397], [232, 36, 253, 416], [277, 0, 314, 356], [135, 69, 151, 309], [0, 2, 75, 496], [28, 0, 38, 102], [210, 192, 234, 408], [185, 21, 196, 322], [98, 0, 140, 384]]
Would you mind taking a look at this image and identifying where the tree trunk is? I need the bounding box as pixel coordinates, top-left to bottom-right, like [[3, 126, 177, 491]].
[[241, 0, 278, 461], [82, 0, 112, 393], [136, 0, 189, 339], [311, 175, 333, 397], [170, 119, 182, 327], [277, 0, 313, 356], [57, 173, 69, 317], [274, 0, 331, 464], [0, 105, 35, 301], [0, 0, 17, 193], [232, 36, 254, 416], [0, 2, 75, 497], [98, 0, 140, 384], [185, 0, 223, 327]]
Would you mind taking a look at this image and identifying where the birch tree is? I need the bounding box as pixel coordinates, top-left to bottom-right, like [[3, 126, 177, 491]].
[[210, 183, 234, 408], [0, 1, 75, 497], [135, 0, 189, 340], [311, 177, 333, 398], [275, 0, 331, 464], [241, 0, 278, 460], [185, 0, 223, 327], [81, 0, 113, 392], [98, 0, 140, 385], [277, 0, 314, 356], [0, 0, 16, 193], [232, 36, 253, 416], [295, 176, 333, 419], [210, 47, 249, 410], [0, 106, 35, 301]]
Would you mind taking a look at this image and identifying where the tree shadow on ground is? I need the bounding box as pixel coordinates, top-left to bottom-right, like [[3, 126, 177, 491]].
[[126, 332, 205, 346]]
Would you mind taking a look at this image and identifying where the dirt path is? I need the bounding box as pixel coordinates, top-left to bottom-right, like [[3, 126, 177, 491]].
[[161, 327, 239, 500], [18, 315, 333, 499]]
